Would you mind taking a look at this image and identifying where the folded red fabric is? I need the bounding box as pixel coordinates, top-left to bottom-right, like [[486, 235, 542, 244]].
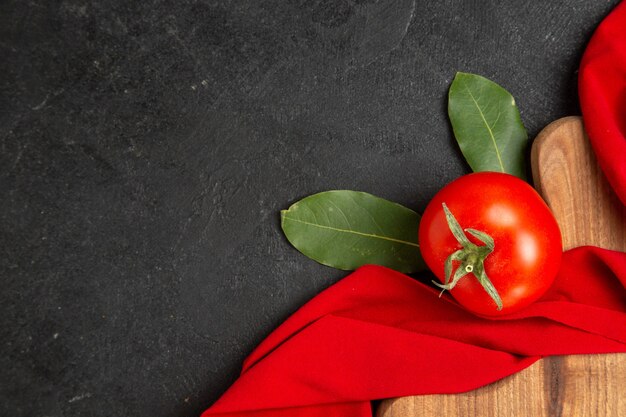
[[202, 4, 626, 416], [579, 0, 626, 205], [203, 248, 626, 417]]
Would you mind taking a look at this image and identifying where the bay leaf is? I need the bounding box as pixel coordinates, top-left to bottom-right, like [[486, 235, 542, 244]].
[[448, 72, 528, 179], [281, 190, 425, 273]]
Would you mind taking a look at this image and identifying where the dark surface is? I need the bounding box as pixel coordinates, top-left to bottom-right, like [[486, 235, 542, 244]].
[[0, 1, 618, 416]]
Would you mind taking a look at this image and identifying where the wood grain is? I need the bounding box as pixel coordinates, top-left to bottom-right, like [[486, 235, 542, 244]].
[[378, 116, 626, 417], [531, 116, 626, 251]]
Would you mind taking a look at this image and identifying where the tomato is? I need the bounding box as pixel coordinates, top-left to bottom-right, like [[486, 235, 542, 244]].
[[418, 172, 562, 316]]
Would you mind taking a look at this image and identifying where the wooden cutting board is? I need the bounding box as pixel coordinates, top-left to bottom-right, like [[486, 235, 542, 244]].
[[378, 116, 626, 417]]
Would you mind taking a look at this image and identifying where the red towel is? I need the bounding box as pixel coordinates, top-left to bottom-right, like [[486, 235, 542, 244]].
[[202, 3, 626, 416], [579, 1, 626, 206]]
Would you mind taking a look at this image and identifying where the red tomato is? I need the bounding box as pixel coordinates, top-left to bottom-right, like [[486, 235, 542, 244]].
[[418, 172, 562, 316]]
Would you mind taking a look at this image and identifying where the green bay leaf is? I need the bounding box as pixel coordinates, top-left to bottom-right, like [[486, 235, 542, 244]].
[[448, 72, 528, 179], [281, 190, 425, 273]]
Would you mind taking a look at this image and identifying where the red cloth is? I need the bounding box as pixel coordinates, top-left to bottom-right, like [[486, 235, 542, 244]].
[[579, 0, 626, 205], [202, 4, 626, 416], [203, 249, 626, 417]]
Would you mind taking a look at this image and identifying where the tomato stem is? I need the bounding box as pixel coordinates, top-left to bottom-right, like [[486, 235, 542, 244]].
[[432, 203, 503, 311]]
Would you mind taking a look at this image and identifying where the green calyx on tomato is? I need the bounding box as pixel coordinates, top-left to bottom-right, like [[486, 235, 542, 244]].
[[418, 172, 562, 317], [433, 203, 502, 310]]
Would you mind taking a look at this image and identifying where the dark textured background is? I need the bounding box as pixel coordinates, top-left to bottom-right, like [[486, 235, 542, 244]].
[[0, 1, 619, 416]]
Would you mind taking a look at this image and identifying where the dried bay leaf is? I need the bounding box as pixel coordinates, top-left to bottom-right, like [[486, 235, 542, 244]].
[[449, 72, 528, 179], [281, 190, 425, 273]]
